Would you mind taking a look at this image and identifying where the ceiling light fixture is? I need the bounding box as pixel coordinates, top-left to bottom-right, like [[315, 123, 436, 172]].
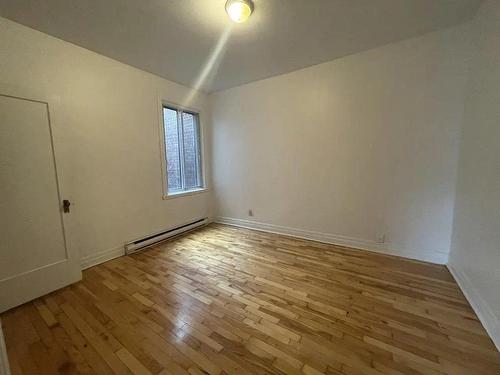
[[225, 0, 254, 23]]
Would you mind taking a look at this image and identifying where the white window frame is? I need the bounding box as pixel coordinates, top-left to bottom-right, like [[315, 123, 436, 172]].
[[158, 100, 207, 199]]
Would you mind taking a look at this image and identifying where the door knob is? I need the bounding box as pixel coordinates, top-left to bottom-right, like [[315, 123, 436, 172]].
[[63, 199, 71, 213]]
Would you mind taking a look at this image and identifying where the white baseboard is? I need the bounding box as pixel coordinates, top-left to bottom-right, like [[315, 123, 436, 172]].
[[447, 265, 500, 351], [80, 218, 216, 270], [214, 216, 448, 265], [0, 320, 10, 375], [80, 245, 125, 270]]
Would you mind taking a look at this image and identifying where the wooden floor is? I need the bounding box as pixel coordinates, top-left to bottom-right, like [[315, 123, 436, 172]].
[[2, 224, 499, 375]]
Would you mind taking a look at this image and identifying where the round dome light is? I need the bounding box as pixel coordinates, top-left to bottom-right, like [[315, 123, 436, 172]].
[[225, 0, 254, 23]]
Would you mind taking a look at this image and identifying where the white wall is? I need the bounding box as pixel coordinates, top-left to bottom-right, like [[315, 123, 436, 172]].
[[211, 25, 472, 264], [448, 0, 500, 349], [0, 16, 213, 267]]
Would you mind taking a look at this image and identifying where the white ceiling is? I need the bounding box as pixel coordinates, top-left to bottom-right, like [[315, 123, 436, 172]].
[[0, 0, 482, 92]]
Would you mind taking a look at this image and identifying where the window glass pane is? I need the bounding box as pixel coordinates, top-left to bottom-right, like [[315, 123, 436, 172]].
[[182, 112, 201, 189], [162, 106, 203, 195], [163, 108, 182, 192]]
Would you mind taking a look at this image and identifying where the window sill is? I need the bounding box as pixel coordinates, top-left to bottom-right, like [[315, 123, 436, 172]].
[[162, 188, 207, 200]]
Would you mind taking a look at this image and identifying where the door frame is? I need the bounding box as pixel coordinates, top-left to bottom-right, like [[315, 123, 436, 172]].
[[0, 83, 81, 313], [0, 320, 9, 375]]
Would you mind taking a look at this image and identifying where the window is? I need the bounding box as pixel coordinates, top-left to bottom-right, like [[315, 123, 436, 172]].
[[162, 106, 204, 196]]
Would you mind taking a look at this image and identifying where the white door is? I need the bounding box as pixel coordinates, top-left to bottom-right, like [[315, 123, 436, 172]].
[[0, 91, 81, 313]]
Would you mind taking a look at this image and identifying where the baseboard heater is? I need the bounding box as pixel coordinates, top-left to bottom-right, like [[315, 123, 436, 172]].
[[125, 217, 208, 255]]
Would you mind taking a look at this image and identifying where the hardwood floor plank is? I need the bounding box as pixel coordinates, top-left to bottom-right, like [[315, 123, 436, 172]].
[[60, 303, 132, 375], [115, 348, 153, 375], [2, 224, 499, 374]]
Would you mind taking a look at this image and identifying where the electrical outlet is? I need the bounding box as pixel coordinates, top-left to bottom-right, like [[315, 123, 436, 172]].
[[376, 234, 386, 244], [248, 209, 254, 217]]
